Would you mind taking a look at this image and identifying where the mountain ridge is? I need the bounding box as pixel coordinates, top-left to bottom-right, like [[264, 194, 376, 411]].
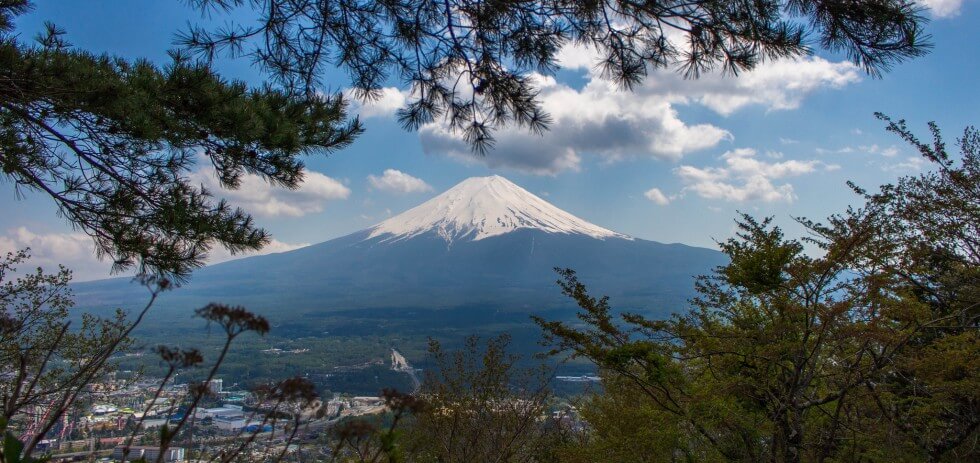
[[72, 176, 726, 321]]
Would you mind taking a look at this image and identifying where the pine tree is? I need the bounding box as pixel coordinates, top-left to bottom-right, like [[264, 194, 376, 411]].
[[181, 0, 931, 152], [0, 1, 361, 281]]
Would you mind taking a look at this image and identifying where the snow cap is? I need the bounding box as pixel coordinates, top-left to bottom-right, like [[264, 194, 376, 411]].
[[368, 175, 631, 244]]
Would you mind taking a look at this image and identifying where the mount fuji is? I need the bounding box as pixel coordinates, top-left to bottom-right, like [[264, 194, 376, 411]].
[[367, 175, 630, 244], [73, 176, 725, 319]]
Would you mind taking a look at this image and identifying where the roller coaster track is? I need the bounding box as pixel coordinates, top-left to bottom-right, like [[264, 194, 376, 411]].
[[390, 349, 421, 393]]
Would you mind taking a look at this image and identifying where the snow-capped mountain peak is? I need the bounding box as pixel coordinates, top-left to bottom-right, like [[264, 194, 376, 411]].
[[367, 175, 631, 244]]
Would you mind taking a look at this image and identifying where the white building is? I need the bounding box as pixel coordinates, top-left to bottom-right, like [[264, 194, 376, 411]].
[[91, 404, 118, 415], [138, 418, 168, 429], [213, 416, 248, 432], [207, 378, 223, 394], [213, 416, 268, 433], [111, 445, 184, 462], [194, 405, 244, 420]]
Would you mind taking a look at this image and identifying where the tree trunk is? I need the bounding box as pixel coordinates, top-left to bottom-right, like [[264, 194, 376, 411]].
[[774, 408, 804, 463]]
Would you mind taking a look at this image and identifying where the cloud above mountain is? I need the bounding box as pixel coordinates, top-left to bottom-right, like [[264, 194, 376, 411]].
[[418, 74, 732, 175], [644, 188, 671, 206], [557, 45, 860, 116], [367, 169, 433, 194], [355, 46, 861, 175]]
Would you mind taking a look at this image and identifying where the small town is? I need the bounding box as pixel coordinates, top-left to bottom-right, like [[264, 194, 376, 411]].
[[26, 374, 391, 462], [11, 348, 585, 462]]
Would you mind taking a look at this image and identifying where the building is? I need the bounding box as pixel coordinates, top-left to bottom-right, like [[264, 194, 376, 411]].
[[212, 416, 268, 433], [207, 378, 223, 394], [324, 399, 344, 417], [138, 418, 168, 429], [111, 445, 185, 462], [351, 397, 384, 406], [194, 405, 244, 420], [213, 416, 248, 432], [91, 404, 118, 415]]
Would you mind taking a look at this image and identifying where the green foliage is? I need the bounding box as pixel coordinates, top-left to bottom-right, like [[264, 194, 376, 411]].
[[807, 115, 980, 462], [0, 419, 44, 463], [0, 249, 297, 462], [329, 389, 425, 463], [0, 3, 361, 281], [325, 336, 567, 462], [0, 249, 130, 418], [407, 334, 561, 462], [181, 0, 929, 152], [538, 119, 980, 462], [718, 216, 802, 295], [559, 374, 717, 463], [0, 250, 131, 461], [1, 417, 25, 463]]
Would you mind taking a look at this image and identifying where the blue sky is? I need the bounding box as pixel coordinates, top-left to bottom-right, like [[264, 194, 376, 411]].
[[3, 1, 978, 281]]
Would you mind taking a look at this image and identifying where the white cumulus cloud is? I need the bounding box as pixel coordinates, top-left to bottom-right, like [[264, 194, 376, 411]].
[[676, 148, 837, 203], [191, 169, 350, 217], [346, 87, 408, 118], [680, 57, 860, 115], [419, 73, 732, 175], [0, 227, 310, 282], [367, 169, 434, 194], [0, 227, 108, 280], [644, 188, 671, 206], [555, 43, 860, 115], [919, 0, 966, 18], [349, 42, 861, 176], [420, 48, 858, 175]]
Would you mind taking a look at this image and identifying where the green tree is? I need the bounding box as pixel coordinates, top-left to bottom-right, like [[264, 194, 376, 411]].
[[327, 335, 567, 462], [1, 1, 361, 281], [556, 372, 700, 463], [802, 115, 979, 462], [328, 389, 425, 463], [537, 222, 912, 462], [536, 119, 979, 463], [0, 249, 131, 458], [0, 2, 353, 460], [407, 334, 561, 462]]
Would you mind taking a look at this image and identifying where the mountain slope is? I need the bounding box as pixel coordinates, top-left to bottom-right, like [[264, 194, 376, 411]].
[[73, 176, 725, 320]]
